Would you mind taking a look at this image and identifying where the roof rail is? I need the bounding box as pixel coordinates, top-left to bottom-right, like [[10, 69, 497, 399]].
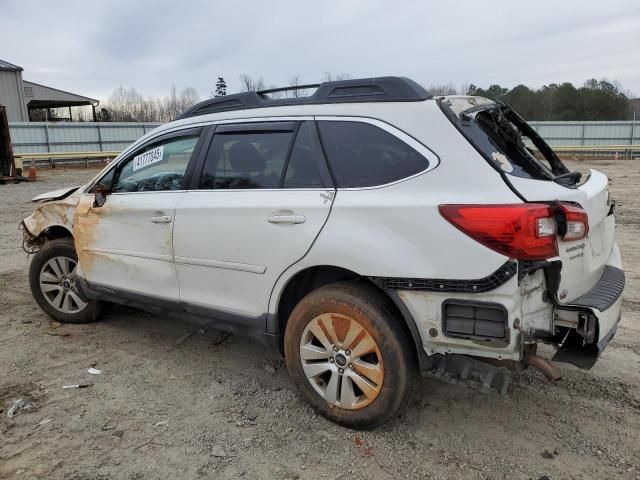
[[176, 77, 431, 120]]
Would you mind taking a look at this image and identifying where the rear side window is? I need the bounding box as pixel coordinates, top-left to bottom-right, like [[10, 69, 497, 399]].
[[317, 121, 429, 188], [200, 131, 294, 189]]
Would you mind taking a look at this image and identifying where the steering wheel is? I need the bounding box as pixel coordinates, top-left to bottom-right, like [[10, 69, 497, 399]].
[[154, 172, 184, 191]]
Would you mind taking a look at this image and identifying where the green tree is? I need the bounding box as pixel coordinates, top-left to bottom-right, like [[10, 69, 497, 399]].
[[96, 108, 112, 122], [215, 77, 227, 97], [504, 85, 537, 119], [552, 82, 581, 120], [579, 79, 628, 120], [471, 84, 510, 101]]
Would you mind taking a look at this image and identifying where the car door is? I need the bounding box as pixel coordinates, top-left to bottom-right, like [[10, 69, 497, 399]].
[[73, 128, 204, 302], [172, 120, 335, 325]]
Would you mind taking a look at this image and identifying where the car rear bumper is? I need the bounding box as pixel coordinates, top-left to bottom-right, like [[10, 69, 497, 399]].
[[551, 244, 624, 368], [595, 296, 622, 352], [560, 244, 624, 349]]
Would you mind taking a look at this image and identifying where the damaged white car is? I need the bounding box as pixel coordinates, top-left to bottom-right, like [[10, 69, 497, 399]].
[[22, 77, 624, 429]]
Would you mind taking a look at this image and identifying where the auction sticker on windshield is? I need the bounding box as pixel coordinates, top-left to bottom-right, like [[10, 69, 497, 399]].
[[133, 146, 164, 172]]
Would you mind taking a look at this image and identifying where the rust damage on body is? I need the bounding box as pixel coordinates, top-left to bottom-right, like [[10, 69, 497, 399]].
[[72, 195, 103, 274]]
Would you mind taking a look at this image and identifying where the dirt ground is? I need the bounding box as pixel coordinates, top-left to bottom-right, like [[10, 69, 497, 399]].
[[1, 160, 639, 480]]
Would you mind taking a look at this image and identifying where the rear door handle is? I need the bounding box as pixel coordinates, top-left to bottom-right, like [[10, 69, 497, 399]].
[[150, 215, 172, 224], [267, 214, 306, 224]]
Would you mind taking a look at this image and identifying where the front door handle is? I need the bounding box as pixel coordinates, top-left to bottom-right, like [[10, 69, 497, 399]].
[[267, 214, 306, 224], [150, 215, 172, 224]]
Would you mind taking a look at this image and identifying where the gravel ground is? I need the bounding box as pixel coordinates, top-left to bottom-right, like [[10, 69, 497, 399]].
[[1, 161, 639, 480]]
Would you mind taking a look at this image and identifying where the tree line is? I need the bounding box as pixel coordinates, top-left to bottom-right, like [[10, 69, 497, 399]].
[[466, 79, 630, 121], [91, 74, 633, 122], [94, 85, 201, 122]]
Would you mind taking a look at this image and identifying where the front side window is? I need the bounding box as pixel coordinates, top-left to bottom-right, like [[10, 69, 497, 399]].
[[200, 130, 295, 189], [112, 135, 199, 193], [317, 121, 429, 188]]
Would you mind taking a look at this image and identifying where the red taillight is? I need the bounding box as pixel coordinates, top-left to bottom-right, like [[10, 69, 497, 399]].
[[557, 203, 589, 241], [439, 204, 559, 260]]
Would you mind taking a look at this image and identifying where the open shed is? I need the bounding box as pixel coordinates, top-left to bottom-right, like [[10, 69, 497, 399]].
[[24, 81, 99, 121]]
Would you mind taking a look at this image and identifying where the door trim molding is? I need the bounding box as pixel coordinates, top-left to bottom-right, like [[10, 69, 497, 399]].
[[174, 255, 266, 274], [82, 247, 173, 263]]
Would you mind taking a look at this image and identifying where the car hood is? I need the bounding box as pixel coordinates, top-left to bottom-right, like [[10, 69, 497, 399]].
[[32, 186, 81, 202]]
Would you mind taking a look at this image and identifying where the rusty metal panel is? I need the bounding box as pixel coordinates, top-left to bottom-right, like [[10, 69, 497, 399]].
[[0, 105, 16, 175]]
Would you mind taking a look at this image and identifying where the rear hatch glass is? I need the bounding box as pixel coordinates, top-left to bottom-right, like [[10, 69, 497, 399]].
[[440, 96, 617, 303], [441, 96, 581, 186]]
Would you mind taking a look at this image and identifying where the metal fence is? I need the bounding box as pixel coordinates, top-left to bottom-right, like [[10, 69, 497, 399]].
[[8, 122, 161, 154], [7, 120, 640, 154], [528, 121, 639, 147]]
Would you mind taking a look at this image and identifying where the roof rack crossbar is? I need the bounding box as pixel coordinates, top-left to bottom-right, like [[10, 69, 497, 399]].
[[176, 77, 431, 120], [257, 83, 321, 95]]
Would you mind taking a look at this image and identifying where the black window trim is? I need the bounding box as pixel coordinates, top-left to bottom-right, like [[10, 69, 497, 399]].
[[188, 120, 335, 191], [216, 121, 297, 134], [313, 116, 439, 190], [283, 120, 334, 189], [278, 122, 301, 188]]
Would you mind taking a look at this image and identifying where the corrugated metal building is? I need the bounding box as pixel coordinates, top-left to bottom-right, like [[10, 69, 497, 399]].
[[0, 59, 99, 122], [0, 60, 29, 122]]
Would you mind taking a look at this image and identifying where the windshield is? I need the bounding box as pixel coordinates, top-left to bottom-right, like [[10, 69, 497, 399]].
[[440, 96, 580, 186]]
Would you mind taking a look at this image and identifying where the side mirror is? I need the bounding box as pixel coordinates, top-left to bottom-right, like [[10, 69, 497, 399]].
[[93, 184, 109, 208]]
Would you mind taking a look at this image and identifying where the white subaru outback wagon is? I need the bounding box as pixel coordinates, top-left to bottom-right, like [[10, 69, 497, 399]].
[[22, 77, 624, 429]]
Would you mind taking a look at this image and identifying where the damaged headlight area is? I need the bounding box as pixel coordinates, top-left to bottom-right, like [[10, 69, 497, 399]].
[[21, 222, 46, 254]]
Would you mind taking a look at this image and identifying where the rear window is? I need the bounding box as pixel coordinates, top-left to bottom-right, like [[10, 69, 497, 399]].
[[317, 121, 429, 188], [442, 98, 575, 184], [474, 109, 555, 179]]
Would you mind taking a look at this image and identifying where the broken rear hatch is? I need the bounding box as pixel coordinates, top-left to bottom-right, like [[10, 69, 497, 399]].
[[439, 96, 623, 359]]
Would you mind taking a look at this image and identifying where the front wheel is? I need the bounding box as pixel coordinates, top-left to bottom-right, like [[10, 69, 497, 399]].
[[284, 282, 417, 429], [29, 238, 104, 323]]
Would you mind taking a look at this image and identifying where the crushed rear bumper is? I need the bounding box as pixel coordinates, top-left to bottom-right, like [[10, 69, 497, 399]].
[[552, 249, 624, 369]]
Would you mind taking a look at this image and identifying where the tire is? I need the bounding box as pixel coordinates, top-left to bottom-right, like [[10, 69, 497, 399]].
[[29, 238, 104, 323], [284, 281, 417, 429]]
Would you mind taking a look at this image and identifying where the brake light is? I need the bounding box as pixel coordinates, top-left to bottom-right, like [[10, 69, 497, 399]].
[[439, 204, 558, 260], [557, 203, 589, 241]]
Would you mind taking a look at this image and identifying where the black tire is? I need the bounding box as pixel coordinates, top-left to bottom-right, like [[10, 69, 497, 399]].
[[284, 281, 417, 429], [29, 238, 104, 323]]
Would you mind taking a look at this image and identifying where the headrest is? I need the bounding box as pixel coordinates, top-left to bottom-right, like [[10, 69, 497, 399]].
[[228, 141, 265, 172]]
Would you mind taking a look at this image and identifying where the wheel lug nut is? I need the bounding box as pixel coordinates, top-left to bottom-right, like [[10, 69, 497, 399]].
[[348, 363, 353, 369], [338, 368, 344, 374], [329, 358, 334, 363], [333, 346, 339, 352], [345, 349, 351, 356]]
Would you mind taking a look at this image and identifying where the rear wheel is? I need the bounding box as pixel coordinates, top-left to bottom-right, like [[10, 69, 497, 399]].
[[29, 238, 104, 323], [284, 282, 417, 429]]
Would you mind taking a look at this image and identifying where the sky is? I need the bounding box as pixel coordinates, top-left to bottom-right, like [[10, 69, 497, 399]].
[[1, 0, 639, 103]]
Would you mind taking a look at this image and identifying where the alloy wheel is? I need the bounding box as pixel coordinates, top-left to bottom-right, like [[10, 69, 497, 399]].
[[39, 256, 88, 314], [299, 313, 384, 410]]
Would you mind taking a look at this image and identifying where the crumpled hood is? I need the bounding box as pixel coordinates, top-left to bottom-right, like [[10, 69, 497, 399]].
[[31, 186, 81, 202]]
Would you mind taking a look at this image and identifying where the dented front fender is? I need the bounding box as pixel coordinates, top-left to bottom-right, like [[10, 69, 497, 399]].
[[22, 193, 81, 240]]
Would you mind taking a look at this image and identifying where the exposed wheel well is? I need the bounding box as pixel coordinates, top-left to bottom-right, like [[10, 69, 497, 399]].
[[24, 225, 73, 253], [44, 226, 73, 240], [276, 265, 425, 366]]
